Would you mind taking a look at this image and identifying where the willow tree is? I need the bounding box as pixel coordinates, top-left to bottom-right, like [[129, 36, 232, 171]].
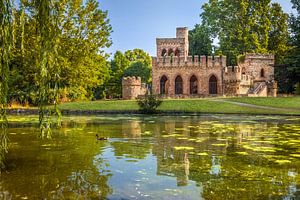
[[0, 0, 12, 170], [34, 0, 61, 138]]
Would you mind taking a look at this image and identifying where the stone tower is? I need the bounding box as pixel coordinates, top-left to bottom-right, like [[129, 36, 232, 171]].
[[122, 76, 147, 100], [156, 27, 189, 61]]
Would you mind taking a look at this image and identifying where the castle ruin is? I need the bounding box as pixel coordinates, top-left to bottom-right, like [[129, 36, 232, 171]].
[[151, 27, 277, 97]]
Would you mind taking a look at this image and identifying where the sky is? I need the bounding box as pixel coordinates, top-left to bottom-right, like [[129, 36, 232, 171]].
[[101, 0, 294, 57]]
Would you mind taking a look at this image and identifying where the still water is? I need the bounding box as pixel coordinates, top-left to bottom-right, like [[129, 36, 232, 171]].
[[1, 115, 300, 199]]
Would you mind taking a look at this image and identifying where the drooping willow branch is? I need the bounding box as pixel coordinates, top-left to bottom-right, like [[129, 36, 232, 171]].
[[35, 0, 61, 138], [0, 0, 12, 170]]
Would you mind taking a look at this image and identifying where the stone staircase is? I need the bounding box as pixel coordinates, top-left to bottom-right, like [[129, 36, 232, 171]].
[[248, 82, 267, 96]]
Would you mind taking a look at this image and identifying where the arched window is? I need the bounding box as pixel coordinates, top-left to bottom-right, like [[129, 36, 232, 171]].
[[260, 68, 265, 77], [168, 49, 174, 56], [209, 75, 218, 94], [160, 75, 168, 95], [190, 75, 198, 95], [175, 76, 183, 95], [175, 48, 180, 57], [161, 49, 167, 57], [242, 67, 246, 75]]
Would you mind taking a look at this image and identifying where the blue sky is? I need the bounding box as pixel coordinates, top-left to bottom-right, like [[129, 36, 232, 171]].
[[101, 0, 294, 57]]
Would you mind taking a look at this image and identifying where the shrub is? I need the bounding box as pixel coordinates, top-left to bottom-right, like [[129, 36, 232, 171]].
[[136, 95, 162, 114]]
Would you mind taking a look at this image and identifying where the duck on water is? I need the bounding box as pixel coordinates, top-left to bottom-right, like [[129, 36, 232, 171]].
[[96, 134, 109, 141]]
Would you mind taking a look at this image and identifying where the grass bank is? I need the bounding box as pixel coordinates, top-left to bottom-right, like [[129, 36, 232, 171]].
[[56, 98, 300, 115], [225, 97, 300, 110]]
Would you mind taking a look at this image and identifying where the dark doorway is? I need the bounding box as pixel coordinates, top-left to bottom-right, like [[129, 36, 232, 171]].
[[175, 76, 183, 94], [160, 76, 168, 95], [190, 75, 198, 95], [209, 75, 217, 94], [260, 68, 265, 77]]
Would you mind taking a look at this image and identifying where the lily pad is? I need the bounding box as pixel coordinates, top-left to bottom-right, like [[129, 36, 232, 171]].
[[236, 152, 249, 156], [274, 160, 292, 165], [174, 146, 195, 151], [212, 143, 227, 147], [197, 152, 209, 156]]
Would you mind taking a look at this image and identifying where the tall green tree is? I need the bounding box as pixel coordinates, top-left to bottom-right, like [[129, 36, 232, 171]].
[[200, 0, 289, 65], [106, 49, 151, 98], [57, 0, 112, 100], [9, 0, 112, 103], [268, 3, 289, 64], [189, 24, 213, 56], [284, 0, 300, 94], [123, 62, 151, 83]]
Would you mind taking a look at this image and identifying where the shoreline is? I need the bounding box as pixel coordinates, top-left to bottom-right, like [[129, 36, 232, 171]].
[[7, 108, 300, 117]]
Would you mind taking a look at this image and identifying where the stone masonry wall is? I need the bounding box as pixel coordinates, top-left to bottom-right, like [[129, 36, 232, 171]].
[[152, 58, 224, 96], [122, 77, 147, 100]]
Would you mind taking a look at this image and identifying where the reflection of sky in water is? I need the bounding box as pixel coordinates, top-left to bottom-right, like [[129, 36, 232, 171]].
[[94, 146, 203, 200], [210, 156, 221, 176]]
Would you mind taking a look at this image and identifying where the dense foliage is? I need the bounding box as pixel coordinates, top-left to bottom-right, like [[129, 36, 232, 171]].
[[0, 0, 12, 170], [9, 0, 112, 104], [285, 0, 300, 94], [198, 0, 289, 65], [105, 49, 152, 98], [189, 24, 213, 56]]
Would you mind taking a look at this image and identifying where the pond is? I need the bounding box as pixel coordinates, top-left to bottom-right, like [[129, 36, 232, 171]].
[[1, 115, 300, 199]]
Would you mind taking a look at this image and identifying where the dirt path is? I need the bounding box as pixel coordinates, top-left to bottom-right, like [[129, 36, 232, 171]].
[[212, 99, 298, 112]]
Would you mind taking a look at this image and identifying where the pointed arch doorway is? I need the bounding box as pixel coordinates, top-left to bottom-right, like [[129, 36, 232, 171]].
[[209, 75, 218, 95]]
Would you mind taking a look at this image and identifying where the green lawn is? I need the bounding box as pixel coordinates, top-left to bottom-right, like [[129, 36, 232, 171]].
[[57, 100, 139, 111], [57, 98, 300, 115], [225, 97, 300, 110]]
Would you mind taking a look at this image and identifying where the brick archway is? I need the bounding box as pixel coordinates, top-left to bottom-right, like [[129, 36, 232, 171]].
[[209, 75, 218, 94]]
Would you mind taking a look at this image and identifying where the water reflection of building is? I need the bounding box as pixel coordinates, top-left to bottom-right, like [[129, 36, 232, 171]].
[[121, 120, 142, 138]]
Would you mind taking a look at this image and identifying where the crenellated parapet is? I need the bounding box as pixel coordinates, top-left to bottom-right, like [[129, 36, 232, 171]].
[[239, 54, 275, 66], [224, 66, 241, 82], [152, 55, 227, 69], [122, 76, 142, 86]]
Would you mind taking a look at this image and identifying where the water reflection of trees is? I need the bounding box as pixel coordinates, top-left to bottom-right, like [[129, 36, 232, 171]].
[[0, 127, 112, 199]]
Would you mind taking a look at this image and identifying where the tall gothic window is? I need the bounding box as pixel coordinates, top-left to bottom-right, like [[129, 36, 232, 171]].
[[175, 48, 180, 57], [190, 75, 198, 95], [175, 76, 183, 95], [160, 75, 168, 95], [209, 75, 217, 94], [161, 49, 167, 57]]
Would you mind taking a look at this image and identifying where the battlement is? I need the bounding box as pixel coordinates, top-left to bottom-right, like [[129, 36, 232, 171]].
[[156, 38, 185, 45], [239, 54, 275, 66], [224, 66, 252, 85], [224, 66, 241, 82], [245, 54, 275, 60], [152, 55, 226, 68], [122, 76, 142, 86]]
